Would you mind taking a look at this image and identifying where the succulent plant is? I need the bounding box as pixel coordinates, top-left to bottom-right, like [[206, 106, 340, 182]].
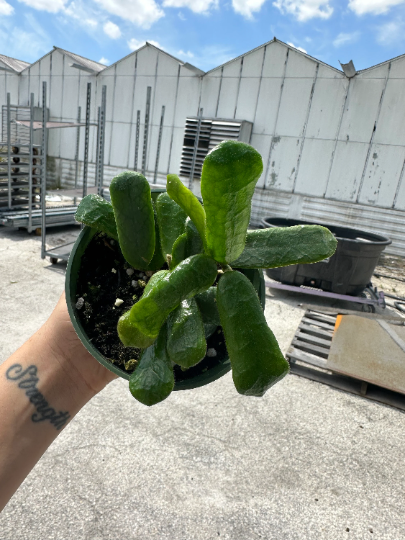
[[75, 140, 337, 406]]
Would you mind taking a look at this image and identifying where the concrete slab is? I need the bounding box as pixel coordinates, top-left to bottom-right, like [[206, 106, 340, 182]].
[[1, 225, 405, 539]]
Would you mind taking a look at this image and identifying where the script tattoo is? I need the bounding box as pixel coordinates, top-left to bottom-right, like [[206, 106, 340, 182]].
[[6, 364, 70, 430]]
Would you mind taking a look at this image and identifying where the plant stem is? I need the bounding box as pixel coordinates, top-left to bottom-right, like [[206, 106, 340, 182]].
[[220, 264, 233, 273]]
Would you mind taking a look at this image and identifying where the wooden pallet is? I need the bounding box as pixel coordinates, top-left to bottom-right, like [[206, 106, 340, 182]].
[[287, 309, 405, 411]]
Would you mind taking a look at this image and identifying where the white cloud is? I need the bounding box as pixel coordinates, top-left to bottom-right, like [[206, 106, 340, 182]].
[[273, 0, 333, 21], [17, 0, 67, 13], [287, 41, 307, 53], [333, 31, 360, 47], [63, 2, 100, 31], [232, 0, 267, 18], [103, 20, 121, 38], [99, 57, 110, 64], [178, 11, 186, 19], [128, 38, 162, 51], [0, 0, 13, 15], [94, 0, 164, 28], [349, 0, 405, 15], [162, 0, 218, 14], [178, 49, 194, 57], [377, 19, 405, 44]]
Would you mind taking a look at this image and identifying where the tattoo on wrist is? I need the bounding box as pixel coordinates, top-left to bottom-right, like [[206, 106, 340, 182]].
[[6, 364, 71, 430]]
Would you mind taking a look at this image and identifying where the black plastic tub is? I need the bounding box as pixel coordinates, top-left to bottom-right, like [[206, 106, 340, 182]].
[[261, 217, 392, 296]]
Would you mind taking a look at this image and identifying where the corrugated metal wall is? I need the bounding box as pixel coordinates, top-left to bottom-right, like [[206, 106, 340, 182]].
[[1, 40, 405, 255]]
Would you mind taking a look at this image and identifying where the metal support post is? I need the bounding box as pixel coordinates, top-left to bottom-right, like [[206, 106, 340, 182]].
[[98, 85, 106, 194], [134, 110, 140, 171], [28, 93, 34, 233], [153, 105, 165, 184], [41, 81, 47, 260], [7, 93, 11, 209], [142, 86, 151, 176], [82, 82, 91, 199], [74, 106, 81, 190], [189, 107, 203, 189], [95, 106, 100, 190]]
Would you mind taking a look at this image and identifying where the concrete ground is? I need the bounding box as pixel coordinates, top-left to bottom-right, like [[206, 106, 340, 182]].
[[1, 224, 405, 540]]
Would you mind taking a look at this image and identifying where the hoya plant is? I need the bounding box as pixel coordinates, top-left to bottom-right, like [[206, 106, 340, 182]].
[[75, 140, 337, 406]]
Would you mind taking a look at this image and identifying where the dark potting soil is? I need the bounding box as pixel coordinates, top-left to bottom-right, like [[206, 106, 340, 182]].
[[75, 232, 228, 381]]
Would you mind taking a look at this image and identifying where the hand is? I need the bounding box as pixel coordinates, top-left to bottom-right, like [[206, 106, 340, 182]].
[[0, 294, 118, 511]]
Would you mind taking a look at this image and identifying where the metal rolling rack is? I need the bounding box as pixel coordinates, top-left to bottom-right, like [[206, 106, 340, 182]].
[[0, 82, 106, 264], [0, 85, 97, 233], [40, 83, 107, 264], [0, 95, 44, 230]]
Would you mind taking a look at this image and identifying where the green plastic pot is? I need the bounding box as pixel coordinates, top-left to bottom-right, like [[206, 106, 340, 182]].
[[65, 190, 266, 391]]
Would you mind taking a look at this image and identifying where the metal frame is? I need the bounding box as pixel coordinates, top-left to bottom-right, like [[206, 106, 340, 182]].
[[42, 83, 107, 263], [153, 105, 165, 184], [134, 109, 140, 171], [0, 93, 42, 232], [41, 82, 47, 259], [95, 106, 100, 192], [188, 107, 203, 189], [0, 83, 105, 263], [141, 86, 151, 175], [74, 106, 81, 191], [6, 93, 11, 209], [96, 85, 106, 195], [28, 93, 34, 233], [82, 82, 91, 199]]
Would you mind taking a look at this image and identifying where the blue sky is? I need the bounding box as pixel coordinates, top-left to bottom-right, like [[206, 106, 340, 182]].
[[0, 0, 405, 72]]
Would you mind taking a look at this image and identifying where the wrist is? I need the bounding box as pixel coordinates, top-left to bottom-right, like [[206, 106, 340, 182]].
[[0, 328, 93, 512], [31, 324, 98, 411]]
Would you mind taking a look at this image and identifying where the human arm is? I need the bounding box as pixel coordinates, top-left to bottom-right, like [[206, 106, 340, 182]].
[[0, 293, 117, 512]]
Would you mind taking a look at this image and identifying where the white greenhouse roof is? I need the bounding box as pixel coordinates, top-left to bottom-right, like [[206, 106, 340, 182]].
[[54, 47, 107, 73], [2, 38, 405, 79], [0, 54, 30, 73]]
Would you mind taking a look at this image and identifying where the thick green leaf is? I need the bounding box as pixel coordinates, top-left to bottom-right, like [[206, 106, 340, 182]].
[[171, 218, 204, 269], [195, 287, 220, 327], [231, 225, 338, 268], [171, 232, 187, 269], [167, 298, 206, 368], [185, 217, 204, 257], [203, 323, 218, 339], [155, 192, 187, 261], [236, 268, 265, 310], [129, 324, 174, 406], [166, 174, 207, 251], [217, 270, 289, 397], [146, 203, 166, 271], [195, 286, 221, 339], [110, 171, 155, 270], [118, 254, 218, 348], [75, 194, 118, 240], [143, 270, 169, 297], [201, 141, 263, 264]]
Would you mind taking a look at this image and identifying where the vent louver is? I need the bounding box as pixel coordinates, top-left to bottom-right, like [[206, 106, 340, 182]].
[[180, 117, 253, 180]]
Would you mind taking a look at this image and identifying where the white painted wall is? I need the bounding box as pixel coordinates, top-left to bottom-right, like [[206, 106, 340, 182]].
[[1, 40, 405, 255]]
